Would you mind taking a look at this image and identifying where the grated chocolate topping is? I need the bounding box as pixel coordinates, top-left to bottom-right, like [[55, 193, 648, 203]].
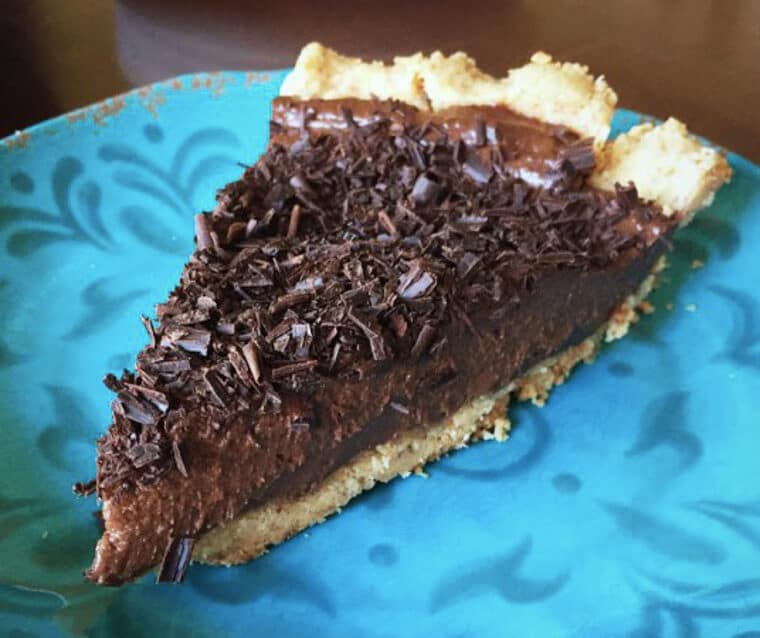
[[156, 536, 194, 584], [93, 100, 671, 498]]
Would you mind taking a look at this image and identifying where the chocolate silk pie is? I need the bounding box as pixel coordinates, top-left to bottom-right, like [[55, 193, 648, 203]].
[[82, 43, 731, 585]]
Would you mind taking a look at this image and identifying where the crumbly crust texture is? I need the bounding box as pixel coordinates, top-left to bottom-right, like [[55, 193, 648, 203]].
[[590, 118, 733, 221]]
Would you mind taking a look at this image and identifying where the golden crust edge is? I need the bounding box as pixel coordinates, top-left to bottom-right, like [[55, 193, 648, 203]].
[[193, 257, 664, 565], [591, 118, 733, 221]]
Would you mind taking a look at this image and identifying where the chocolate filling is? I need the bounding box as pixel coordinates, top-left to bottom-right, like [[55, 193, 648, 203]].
[[86, 97, 675, 584]]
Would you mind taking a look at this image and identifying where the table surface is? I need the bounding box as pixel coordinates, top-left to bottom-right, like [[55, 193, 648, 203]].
[[1, 0, 759, 162]]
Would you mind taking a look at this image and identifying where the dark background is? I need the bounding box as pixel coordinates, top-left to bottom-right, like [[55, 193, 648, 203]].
[[2, 0, 758, 161]]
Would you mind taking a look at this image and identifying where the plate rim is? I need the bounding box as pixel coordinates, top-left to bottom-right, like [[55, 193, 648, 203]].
[[0, 68, 291, 152]]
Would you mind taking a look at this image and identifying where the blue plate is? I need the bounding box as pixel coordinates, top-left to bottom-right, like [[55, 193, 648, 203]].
[[1, 71, 759, 638]]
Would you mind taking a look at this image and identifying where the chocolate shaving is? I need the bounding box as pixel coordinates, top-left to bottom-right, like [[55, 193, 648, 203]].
[[228, 346, 253, 386], [390, 312, 408, 338], [194, 214, 212, 251], [116, 391, 161, 425], [287, 204, 302, 240], [171, 308, 212, 325], [172, 441, 188, 478], [261, 383, 282, 411], [197, 296, 217, 310], [462, 148, 492, 184], [328, 342, 341, 372], [126, 442, 162, 468], [294, 276, 324, 291], [216, 321, 236, 336], [140, 316, 157, 348], [457, 252, 480, 279], [242, 341, 263, 383], [561, 138, 596, 173], [411, 173, 441, 206], [411, 323, 436, 359], [203, 370, 227, 407], [124, 383, 169, 413], [161, 327, 211, 356], [377, 210, 398, 236], [73, 479, 96, 497], [269, 290, 312, 315], [347, 311, 388, 361], [615, 181, 639, 210], [474, 117, 486, 147], [225, 221, 247, 244], [157, 536, 194, 584], [389, 401, 410, 415], [397, 261, 437, 300], [289, 173, 317, 197], [151, 359, 191, 375], [271, 360, 318, 379], [341, 106, 357, 128]]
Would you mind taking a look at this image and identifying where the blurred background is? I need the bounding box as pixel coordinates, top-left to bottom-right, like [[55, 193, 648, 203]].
[[1, 0, 758, 160]]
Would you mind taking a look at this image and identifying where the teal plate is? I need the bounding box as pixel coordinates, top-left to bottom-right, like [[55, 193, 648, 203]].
[[1, 71, 759, 638]]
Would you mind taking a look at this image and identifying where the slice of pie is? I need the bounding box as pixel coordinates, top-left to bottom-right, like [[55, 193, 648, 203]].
[[83, 43, 731, 585]]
